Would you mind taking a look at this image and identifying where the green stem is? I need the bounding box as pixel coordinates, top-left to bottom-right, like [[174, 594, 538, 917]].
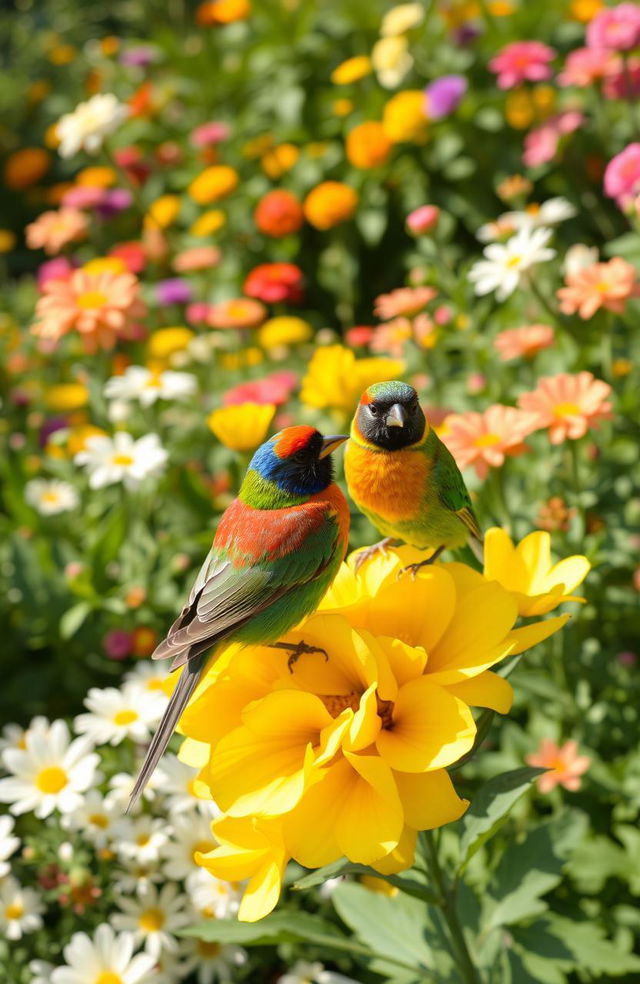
[[602, 310, 614, 380], [423, 831, 482, 984]]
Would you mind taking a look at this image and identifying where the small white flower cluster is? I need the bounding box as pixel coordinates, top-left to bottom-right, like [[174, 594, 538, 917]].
[[0, 662, 249, 984]]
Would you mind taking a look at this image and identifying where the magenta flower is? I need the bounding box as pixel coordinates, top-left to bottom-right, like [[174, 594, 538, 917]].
[[424, 75, 467, 119], [489, 41, 556, 89], [586, 3, 640, 52], [103, 629, 133, 661], [190, 121, 231, 147], [406, 205, 440, 235], [155, 278, 193, 306], [604, 143, 640, 206]]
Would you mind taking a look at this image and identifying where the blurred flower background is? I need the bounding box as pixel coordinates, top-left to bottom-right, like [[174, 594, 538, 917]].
[[1, 0, 640, 981]]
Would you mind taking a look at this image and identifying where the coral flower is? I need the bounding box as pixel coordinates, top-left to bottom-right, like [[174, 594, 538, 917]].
[[517, 372, 613, 444], [190, 121, 231, 147], [374, 286, 437, 319], [32, 269, 146, 352], [346, 122, 392, 169], [493, 324, 554, 361], [556, 257, 640, 318], [526, 739, 590, 793], [407, 205, 440, 235], [586, 3, 640, 51], [523, 110, 583, 167], [603, 143, 640, 206], [254, 190, 304, 237], [26, 209, 88, 255], [557, 47, 619, 87], [484, 528, 590, 616], [243, 263, 303, 305], [303, 182, 358, 230], [207, 403, 276, 451], [208, 298, 267, 330], [442, 405, 537, 479], [172, 246, 221, 273], [223, 371, 297, 407], [489, 41, 556, 89], [300, 345, 404, 416]]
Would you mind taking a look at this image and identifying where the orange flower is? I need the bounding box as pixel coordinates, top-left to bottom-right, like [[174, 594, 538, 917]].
[[4, 148, 50, 190], [189, 165, 238, 204], [254, 190, 304, 237], [260, 144, 299, 179], [374, 286, 437, 319], [208, 298, 267, 330], [303, 182, 358, 230], [25, 208, 88, 256], [32, 269, 146, 353], [526, 739, 590, 793], [442, 405, 537, 479], [346, 122, 392, 169], [557, 257, 640, 319], [493, 324, 555, 361], [196, 0, 251, 25], [517, 372, 613, 445]]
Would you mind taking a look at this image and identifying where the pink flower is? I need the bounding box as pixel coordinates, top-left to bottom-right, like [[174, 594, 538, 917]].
[[489, 41, 556, 90], [586, 3, 640, 52], [61, 186, 107, 209], [602, 56, 640, 99], [185, 301, 212, 324], [172, 246, 221, 272], [441, 404, 536, 479], [374, 286, 437, 319], [523, 110, 583, 167], [517, 372, 613, 445], [223, 371, 297, 407], [345, 325, 376, 346], [190, 121, 231, 147], [526, 739, 590, 793], [557, 47, 620, 87], [370, 318, 413, 357], [25, 208, 88, 256], [494, 324, 555, 361], [557, 257, 640, 318], [406, 205, 440, 234], [37, 257, 75, 289], [604, 143, 640, 205]]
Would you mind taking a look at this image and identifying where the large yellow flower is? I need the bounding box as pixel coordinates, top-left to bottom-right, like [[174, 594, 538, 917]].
[[300, 344, 404, 417], [207, 403, 276, 452]]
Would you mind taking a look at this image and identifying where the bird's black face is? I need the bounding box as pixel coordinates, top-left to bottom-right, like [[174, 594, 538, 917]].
[[255, 429, 348, 496], [356, 388, 426, 450]]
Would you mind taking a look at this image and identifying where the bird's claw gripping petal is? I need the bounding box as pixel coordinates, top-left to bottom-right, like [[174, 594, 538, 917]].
[[353, 537, 398, 574], [398, 545, 446, 580], [268, 640, 329, 672]]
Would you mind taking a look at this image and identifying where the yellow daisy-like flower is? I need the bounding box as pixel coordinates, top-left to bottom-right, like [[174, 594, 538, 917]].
[[300, 344, 404, 416], [258, 316, 312, 349], [189, 166, 239, 205], [260, 144, 299, 180], [207, 403, 276, 452], [382, 90, 428, 143], [180, 545, 573, 921], [331, 56, 372, 85], [483, 528, 590, 617], [45, 383, 89, 412], [145, 194, 181, 229], [83, 257, 127, 275], [190, 210, 226, 236], [148, 327, 194, 359]]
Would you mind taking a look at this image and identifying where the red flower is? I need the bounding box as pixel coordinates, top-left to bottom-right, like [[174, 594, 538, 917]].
[[254, 190, 304, 237], [243, 262, 304, 304]]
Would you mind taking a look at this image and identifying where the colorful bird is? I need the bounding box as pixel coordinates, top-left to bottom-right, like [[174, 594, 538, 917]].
[[128, 426, 349, 810], [344, 381, 483, 574]]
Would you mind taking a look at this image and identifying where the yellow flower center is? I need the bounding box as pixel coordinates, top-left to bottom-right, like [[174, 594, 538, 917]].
[[145, 678, 165, 690], [95, 973, 123, 984], [111, 454, 134, 466], [113, 709, 139, 726], [595, 280, 612, 294], [89, 813, 109, 829], [197, 941, 221, 958], [136, 834, 151, 847], [76, 290, 108, 309], [318, 693, 361, 717], [525, 203, 541, 215], [35, 765, 68, 793], [505, 254, 523, 268], [191, 840, 215, 863], [474, 432, 501, 448], [553, 402, 581, 417], [4, 903, 24, 920], [138, 907, 166, 932], [41, 490, 61, 503], [144, 372, 162, 388]]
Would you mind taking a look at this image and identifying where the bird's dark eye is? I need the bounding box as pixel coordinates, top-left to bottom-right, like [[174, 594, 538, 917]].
[[293, 449, 307, 461], [368, 404, 378, 416]]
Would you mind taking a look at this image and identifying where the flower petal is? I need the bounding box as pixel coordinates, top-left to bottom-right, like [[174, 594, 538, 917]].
[[506, 613, 570, 655], [393, 768, 469, 830], [445, 670, 513, 713]]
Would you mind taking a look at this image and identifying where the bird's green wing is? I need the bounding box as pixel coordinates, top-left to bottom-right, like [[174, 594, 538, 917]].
[[432, 435, 483, 541]]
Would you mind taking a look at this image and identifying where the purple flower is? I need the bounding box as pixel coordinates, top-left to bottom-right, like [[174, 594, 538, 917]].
[[156, 278, 193, 306], [96, 189, 133, 218], [120, 45, 160, 68], [103, 629, 133, 661], [424, 75, 467, 120], [39, 416, 68, 447]]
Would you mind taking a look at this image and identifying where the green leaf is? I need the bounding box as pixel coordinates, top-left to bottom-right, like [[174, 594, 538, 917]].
[[91, 507, 128, 585], [457, 767, 545, 871], [59, 601, 91, 640], [181, 911, 345, 946], [293, 859, 439, 904], [519, 916, 640, 976]]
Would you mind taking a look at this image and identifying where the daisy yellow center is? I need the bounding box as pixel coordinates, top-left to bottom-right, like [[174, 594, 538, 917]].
[[192, 839, 214, 863], [228, 301, 250, 318], [505, 254, 523, 268], [35, 765, 68, 794], [113, 709, 139, 726], [525, 203, 541, 215], [474, 432, 501, 448], [111, 454, 134, 466], [4, 902, 24, 920], [318, 693, 361, 717], [95, 973, 123, 984], [145, 678, 165, 691], [554, 402, 581, 417], [89, 813, 109, 829], [138, 907, 166, 932], [595, 280, 612, 293], [41, 491, 61, 503], [144, 372, 162, 388], [77, 290, 108, 309], [197, 941, 221, 958], [136, 834, 151, 846]]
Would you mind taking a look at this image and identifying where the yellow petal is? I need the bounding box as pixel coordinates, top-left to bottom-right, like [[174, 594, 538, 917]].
[[483, 528, 529, 594], [371, 825, 417, 874], [283, 768, 344, 868], [517, 530, 552, 590], [376, 638, 428, 688], [427, 582, 517, 681], [545, 555, 590, 594], [506, 613, 571, 655], [393, 769, 469, 830], [239, 856, 286, 922], [445, 670, 514, 713], [281, 615, 379, 697], [444, 561, 487, 597], [177, 736, 210, 768], [366, 566, 456, 654], [346, 682, 382, 751], [376, 678, 475, 772], [337, 752, 404, 863]]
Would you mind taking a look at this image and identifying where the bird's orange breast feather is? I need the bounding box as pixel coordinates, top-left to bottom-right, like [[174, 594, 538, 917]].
[[344, 441, 429, 523]]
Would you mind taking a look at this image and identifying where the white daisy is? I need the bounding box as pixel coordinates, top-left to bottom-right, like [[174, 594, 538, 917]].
[[123, 662, 171, 702], [114, 814, 171, 864], [29, 960, 55, 984], [563, 243, 599, 276], [75, 432, 168, 491], [163, 813, 217, 887], [476, 215, 519, 243], [278, 960, 363, 984], [56, 94, 129, 158], [179, 938, 247, 984], [25, 478, 79, 515], [74, 683, 164, 746], [502, 197, 576, 231], [61, 790, 119, 848], [50, 923, 155, 984], [112, 856, 164, 895], [153, 950, 189, 984], [104, 770, 165, 813], [0, 722, 27, 756], [0, 877, 44, 940], [468, 226, 556, 301], [0, 815, 20, 876], [155, 754, 218, 816], [0, 719, 99, 818], [188, 869, 241, 921], [104, 366, 197, 407], [112, 883, 190, 959]]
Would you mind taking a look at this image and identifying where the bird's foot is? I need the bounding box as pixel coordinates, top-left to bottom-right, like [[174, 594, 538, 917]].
[[353, 537, 399, 574], [398, 545, 446, 580], [268, 640, 329, 673]]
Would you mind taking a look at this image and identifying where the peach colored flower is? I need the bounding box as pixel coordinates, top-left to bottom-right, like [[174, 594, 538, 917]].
[[32, 269, 146, 352], [526, 739, 590, 793], [172, 246, 221, 272], [25, 208, 88, 255], [557, 257, 640, 319], [441, 405, 536, 478], [207, 297, 267, 330], [493, 324, 555, 361], [517, 372, 613, 445], [374, 286, 437, 320]]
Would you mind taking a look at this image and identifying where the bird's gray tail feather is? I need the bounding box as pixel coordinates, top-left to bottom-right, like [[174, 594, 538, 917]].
[[469, 534, 485, 565], [126, 655, 204, 813]]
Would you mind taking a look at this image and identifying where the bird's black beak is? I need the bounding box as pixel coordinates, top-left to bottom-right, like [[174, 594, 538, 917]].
[[385, 403, 407, 428], [319, 435, 349, 459]]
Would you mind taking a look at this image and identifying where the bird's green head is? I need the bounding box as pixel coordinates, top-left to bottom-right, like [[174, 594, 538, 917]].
[[353, 381, 427, 450]]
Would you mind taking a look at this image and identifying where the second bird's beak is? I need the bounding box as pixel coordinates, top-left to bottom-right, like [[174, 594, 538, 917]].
[[319, 435, 349, 459], [385, 403, 407, 428]]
